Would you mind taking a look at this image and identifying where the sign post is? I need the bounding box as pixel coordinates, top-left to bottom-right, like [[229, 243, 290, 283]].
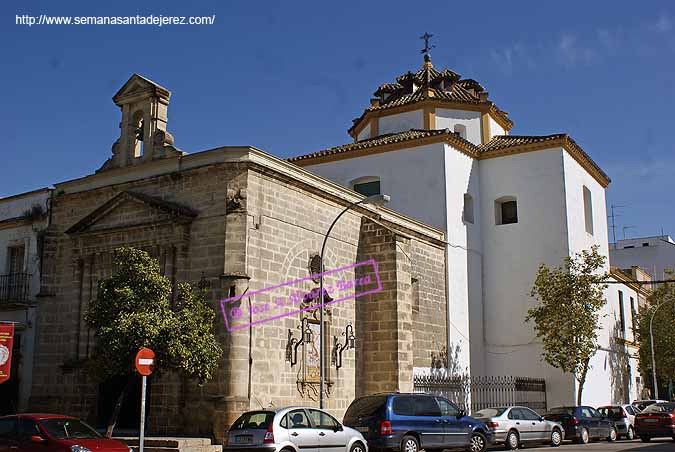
[[135, 347, 155, 452], [0, 323, 14, 385]]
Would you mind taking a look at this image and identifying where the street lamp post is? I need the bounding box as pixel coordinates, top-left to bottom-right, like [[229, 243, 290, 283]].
[[648, 300, 674, 399], [318, 194, 390, 409]]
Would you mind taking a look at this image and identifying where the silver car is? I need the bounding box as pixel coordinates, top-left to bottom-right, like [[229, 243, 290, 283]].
[[473, 406, 564, 449], [224, 407, 368, 452], [598, 405, 639, 440]]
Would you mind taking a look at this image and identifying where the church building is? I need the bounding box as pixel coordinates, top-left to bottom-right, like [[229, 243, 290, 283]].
[[289, 51, 618, 407], [29, 74, 449, 438]]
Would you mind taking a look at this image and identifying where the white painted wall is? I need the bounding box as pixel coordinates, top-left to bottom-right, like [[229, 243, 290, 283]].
[[378, 110, 423, 135], [304, 143, 448, 230], [356, 122, 371, 141], [583, 280, 642, 406], [562, 151, 610, 262], [302, 134, 618, 407], [304, 142, 478, 375], [443, 144, 481, 376], [0, 189, 50, 411], [480, 148, 576, 406], [489, 116, 507, 139], [435, 109, 482, 145]]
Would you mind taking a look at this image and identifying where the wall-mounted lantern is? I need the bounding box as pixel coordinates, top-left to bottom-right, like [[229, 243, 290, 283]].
[[331, 323, 356, 370], [285, 317, 313, 367]]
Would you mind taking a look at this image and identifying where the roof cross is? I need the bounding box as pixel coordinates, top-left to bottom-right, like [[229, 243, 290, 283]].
[[420, 32, 436, 56]]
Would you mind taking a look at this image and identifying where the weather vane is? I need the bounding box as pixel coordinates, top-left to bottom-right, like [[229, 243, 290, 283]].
[[420, 32, 435, 56]]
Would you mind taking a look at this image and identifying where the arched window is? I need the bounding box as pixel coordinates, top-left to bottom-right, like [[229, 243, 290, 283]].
[[583, 185, 594, 234], [495, 196, 518, 225], [463, 194, 474, 224], [454, 124, 467, 139], [351, 176, 380, 196]]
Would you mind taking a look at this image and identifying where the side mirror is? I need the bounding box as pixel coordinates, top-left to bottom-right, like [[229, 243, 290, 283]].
[[539, 416, 545, 422], [31, 436, 46, 443], [333, 424, 343, 432], [456, 410, 466, 419]]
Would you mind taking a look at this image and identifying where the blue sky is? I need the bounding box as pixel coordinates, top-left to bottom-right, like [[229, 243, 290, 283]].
[[2, 0, 674, 240]]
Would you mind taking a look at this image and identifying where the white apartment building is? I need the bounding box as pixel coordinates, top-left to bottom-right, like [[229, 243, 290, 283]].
[[611, 235, 675, 282]]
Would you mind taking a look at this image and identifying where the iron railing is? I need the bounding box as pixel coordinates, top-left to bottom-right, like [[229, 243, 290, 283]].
[[0, 273, 31, 303], [413, 374, 547, 414]]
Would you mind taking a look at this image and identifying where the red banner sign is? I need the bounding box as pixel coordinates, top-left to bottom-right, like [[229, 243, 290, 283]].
[[0, 323, 14, 385]]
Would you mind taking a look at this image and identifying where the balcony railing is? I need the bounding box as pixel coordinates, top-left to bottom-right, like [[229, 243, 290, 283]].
[[0, 272, 31, 304]]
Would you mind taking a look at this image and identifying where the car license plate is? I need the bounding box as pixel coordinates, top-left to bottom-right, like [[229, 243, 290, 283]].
[[356, 427, 369, 434], [643, 419, 658, 423], [235, 436, 253, 444]]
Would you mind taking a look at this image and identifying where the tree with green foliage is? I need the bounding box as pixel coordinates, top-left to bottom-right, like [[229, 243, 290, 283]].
[[635, 274, 675, 398], [526, 246, 608, 405], [85, 247, 222, 435]]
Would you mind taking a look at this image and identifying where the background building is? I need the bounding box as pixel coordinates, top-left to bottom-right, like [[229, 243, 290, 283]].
[[610, 235, 675, 283], [0, 187, 50, 413]]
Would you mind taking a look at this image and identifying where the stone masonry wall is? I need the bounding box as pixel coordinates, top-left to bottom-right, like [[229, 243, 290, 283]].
[[33, 158, 447, 442]]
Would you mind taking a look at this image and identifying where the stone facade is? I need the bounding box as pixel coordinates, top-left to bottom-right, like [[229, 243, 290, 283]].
[[29, 75, 448, 441]]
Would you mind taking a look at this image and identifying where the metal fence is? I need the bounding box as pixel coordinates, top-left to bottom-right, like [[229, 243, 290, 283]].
[[413, 374, 547, 414], [0, 273, 30, 303]]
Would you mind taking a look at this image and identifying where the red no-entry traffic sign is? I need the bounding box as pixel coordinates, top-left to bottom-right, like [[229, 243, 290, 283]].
[[135, 347, 155, 376]]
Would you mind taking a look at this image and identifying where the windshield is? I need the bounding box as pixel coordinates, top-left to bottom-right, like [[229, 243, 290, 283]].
[[474, 408, 507, 418], [643, 403, 675, 413], [40, 419, 101, 439], [230, 412, 275, 430]]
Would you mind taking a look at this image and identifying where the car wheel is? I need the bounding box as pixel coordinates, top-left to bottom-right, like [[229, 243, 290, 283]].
[[469, 432, 487, 452], [607, 427, 617, 442], [550, 429, 562, 447], [626, 427, 634, 440], [401, 435, 420, 452], [640, 437, 651, 442], [577, 427, 589, 444], [350, 442, 366, 452], [505, 430, 519, 450]]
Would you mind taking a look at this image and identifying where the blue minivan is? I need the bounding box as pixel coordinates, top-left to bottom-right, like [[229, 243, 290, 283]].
[[343, 393, 492, 452]]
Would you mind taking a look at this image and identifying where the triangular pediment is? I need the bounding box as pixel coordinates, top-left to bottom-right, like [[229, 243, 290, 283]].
[[113, 74, 171, 105], [66, 191, 197, 235]]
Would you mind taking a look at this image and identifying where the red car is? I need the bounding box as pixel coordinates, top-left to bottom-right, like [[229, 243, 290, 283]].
[[0, 414, 131, 452], [634, 402, 675, 442]]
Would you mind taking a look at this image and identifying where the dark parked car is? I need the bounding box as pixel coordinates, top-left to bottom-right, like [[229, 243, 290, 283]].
[[634, 402, 675, 442], [0, 414, 132, 452], [543, 406, 616, 444], [343, 393, 492, 452]]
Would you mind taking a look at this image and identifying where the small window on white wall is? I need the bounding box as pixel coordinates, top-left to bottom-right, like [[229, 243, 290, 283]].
[[351, 176, 381, 197], [495, 196, 518, 225], [583, 186, 594, 235], [453, 124, 467, 139], [463, 194, 474, 224]]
